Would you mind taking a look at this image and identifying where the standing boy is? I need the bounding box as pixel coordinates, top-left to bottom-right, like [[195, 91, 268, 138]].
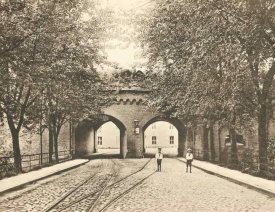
[[186, 148, 194, 173], [155, 148, 163, 172]]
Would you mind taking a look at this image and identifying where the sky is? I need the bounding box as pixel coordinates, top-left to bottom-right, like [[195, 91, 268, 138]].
[[96, 0, 153, 72]]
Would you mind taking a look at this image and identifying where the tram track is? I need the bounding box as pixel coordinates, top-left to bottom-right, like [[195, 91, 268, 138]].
[[44, 158, 153, 212], [98, 171, 155, 212], [86, 159, 120, 212], [45, 159, 117, 212], [43, 160, 104, 212]]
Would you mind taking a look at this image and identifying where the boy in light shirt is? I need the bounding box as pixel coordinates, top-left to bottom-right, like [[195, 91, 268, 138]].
[[155, 148, 163, 172], [186, 148, 194, 173]]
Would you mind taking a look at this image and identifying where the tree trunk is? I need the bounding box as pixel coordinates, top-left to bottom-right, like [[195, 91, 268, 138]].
[[54, 128, 59, 163], [192, 127, 196, 151], [258, 104, 268, 172], [218, 126, 222, 162], [69, 120, 72, 156], [48, 118, 54, 164], [11, 130, 22, 172], [229, 128, 238, 167], [203, 125, 209, 161], [209, 124, 215, 161], [6, 112, 22, 172]]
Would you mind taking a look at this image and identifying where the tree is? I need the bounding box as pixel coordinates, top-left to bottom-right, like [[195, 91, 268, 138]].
[[138, 0, 275, 172], [38, 0, 111, 163], [0, 0, 110, 170], [108, 69, 150, 88], [44, 67, 106, 163]]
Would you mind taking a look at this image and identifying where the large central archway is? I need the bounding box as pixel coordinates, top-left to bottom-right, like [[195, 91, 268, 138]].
[[75, 114, 127, 158]]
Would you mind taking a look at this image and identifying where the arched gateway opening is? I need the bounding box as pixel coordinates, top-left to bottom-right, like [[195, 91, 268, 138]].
[[142, 116, 186, 157], [144, 121, 178, 156], [75, 114, 127, 158], [96, 121, 120, 154]]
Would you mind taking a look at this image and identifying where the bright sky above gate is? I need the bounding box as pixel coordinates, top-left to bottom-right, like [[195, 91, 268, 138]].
[[96, 0, 153, 72]]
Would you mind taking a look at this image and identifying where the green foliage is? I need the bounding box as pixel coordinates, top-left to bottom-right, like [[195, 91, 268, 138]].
[[268, 138, 275, 161], [137, 0, 275, 169], [137, 0, 264, 124], [0, 143, 13, 157], [108, 69, 150, 88], [0, 158, 17, 179], [240, 149, 257, 173], [0, 0, 113, 169], [0, 0, 111, 123]]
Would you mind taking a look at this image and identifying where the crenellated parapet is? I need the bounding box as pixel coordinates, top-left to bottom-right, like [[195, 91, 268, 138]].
[[113, 87, 150, 105], [116, 98, 144, 105]]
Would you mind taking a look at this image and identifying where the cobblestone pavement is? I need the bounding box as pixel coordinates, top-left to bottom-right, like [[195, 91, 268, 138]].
[[1, 158, 275, 212], [0, 159, 151, 212], [107, 158, 275, 212]]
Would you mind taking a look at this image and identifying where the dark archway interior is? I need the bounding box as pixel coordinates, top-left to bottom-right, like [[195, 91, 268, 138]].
[[75, 114, 127, 158]]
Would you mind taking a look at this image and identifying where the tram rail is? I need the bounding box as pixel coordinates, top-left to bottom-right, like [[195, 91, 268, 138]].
[[44, 158, 153, 212]]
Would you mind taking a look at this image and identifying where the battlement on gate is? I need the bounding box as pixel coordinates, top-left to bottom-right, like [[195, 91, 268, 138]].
[[116, 96, 145, 105], [110, 87, 151, 105]]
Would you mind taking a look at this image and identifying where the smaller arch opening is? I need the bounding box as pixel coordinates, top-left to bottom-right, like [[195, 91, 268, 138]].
[[142, 116, 186, 157], [143, 121, 179, 156], [75, 114, 127, 158], [96, 121, 120, 154]]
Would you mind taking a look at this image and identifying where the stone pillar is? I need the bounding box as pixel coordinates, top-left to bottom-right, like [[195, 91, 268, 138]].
[[178, 127, 186, 157], [213, 123, 220, 162], [71, 124, 76, 157], [94, 129, 98, 153], [134, 133, 143, 158], [86, 129, 95, 155], [75, 128, 95, 156], [121, 130, 127, 158]]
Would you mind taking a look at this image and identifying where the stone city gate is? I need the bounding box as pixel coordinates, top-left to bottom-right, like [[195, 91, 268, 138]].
[[74, 88, 186, 158]]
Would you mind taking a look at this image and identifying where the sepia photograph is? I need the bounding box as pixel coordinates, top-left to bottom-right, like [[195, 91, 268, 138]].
[[0, 0, 275, 211]]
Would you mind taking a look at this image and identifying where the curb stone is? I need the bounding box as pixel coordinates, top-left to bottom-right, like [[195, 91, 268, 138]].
[[0, 159, 89, 196]]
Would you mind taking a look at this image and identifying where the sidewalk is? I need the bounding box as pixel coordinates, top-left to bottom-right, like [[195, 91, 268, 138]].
[[178, 158, 275, 196], [0, 159, 88, 194]]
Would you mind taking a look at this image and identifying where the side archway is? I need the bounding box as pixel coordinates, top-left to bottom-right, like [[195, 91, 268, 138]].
[[142, 116, 186, 156], [75, 114, 127, 158]]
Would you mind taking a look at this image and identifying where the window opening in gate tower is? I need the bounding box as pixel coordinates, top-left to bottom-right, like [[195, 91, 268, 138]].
[[98, 136, 102, 145], [170, 136, 174, 144], [152, 136, 157, 144]]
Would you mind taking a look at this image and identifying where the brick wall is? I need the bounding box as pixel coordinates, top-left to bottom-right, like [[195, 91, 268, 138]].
[[74, 90, 187, 158], [103, 97, 158, 157]]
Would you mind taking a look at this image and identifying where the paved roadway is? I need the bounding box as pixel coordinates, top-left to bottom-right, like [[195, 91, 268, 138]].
[[0, 158, 275, 212], [107, 159, 275, 212]]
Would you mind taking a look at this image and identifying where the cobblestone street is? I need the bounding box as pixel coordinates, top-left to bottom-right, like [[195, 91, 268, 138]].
[[108, 159, 275, 212], [0, 158, 275, 212]]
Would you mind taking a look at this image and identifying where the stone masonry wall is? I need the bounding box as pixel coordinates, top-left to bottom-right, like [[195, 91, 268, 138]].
[[0, 118, 70, 157]]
